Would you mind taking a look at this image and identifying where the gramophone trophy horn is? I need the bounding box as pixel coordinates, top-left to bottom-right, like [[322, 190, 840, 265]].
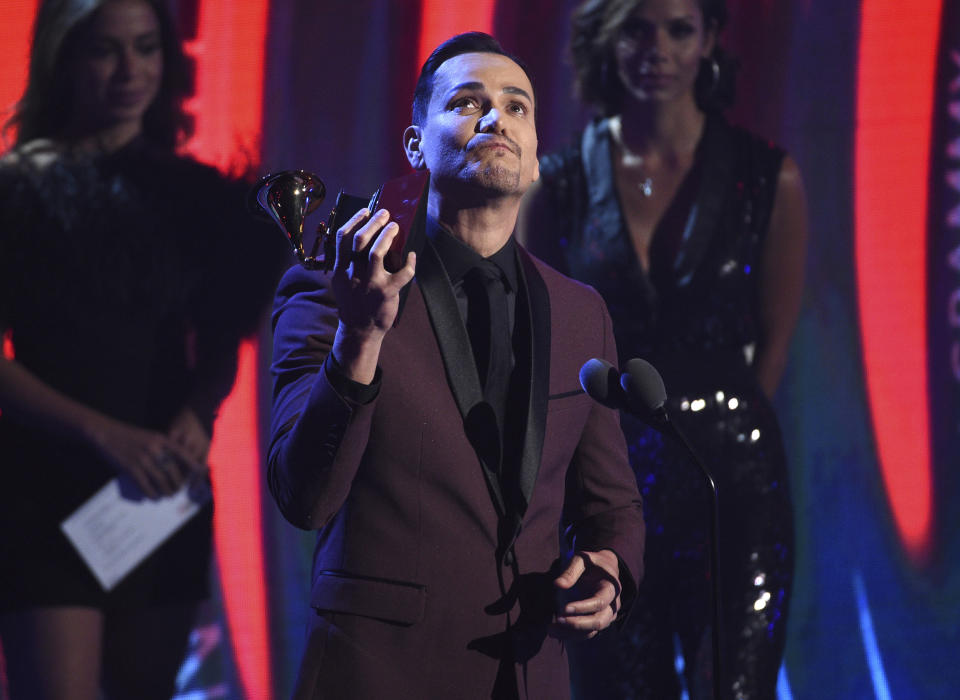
[[250, 169, 330, 269]]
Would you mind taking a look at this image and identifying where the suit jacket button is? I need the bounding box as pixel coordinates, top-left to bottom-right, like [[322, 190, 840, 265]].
[[503, 549, 515, 566]]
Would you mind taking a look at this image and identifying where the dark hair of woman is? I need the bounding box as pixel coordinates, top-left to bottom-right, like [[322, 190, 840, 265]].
[[6, 0, 193, 150], [570, 0, 736, 115]]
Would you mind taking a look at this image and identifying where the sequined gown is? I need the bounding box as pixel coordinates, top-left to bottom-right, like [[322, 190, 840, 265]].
[[529, 117, 794, 699]]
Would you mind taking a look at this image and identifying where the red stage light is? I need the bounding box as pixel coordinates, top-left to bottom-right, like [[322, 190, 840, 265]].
[[855, 0, 941, 563], [0, 1, 38, 146], [183, 2, 273, 698], [417, 0, 497, 69]]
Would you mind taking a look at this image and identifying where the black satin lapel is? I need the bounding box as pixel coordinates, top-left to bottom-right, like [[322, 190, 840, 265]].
[[417, 241, 506, 516], [416, 240, 482, 417], [672, 116, 736, 286], [516, 249, 550, 511]]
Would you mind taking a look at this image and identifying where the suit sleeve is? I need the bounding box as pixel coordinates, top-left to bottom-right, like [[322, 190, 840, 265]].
[[267, 264, 380, 530], [563, 291, 645, 610]]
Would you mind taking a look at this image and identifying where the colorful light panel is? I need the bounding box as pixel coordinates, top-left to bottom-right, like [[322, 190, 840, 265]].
[[417, 0, 497, 69], [182, 2, 273, 698], [855, 0, 942, 561], [0, 1, 38, 145]]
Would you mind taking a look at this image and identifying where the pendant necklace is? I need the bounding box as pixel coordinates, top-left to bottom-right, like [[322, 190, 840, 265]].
[[611, 116, 654, 198]]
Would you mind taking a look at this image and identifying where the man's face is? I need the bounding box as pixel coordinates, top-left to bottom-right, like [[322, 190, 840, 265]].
[[408, 52, 539, 198]]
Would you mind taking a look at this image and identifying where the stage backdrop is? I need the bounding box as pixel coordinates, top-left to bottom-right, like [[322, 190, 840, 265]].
[[2, 1, 958, 698], [261, 2, 960, 697]]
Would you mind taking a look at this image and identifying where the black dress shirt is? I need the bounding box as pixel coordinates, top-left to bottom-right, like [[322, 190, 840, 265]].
[[425, 216, 519, 342]]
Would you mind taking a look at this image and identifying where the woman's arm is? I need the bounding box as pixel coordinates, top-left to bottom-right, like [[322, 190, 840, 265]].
[[0, 339, 204, 497], [754, 155, 809, 398]]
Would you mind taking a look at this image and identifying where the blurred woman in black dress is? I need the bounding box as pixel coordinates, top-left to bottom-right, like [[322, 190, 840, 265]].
[[0, 1, 286, 698], [520, 0, 808, 697]]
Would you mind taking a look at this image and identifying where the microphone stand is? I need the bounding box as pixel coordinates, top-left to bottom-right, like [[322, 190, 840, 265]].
[[578, 358, 723, 698], [651, 409, 722, 700]]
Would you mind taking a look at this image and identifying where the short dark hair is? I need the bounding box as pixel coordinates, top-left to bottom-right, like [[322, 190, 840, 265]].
[[411, 32, 536, 126], [6, 0, 194, 151], [570, 0, 735, 115]]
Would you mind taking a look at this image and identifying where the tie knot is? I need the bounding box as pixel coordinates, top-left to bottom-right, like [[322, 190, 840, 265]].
[[467, 259, 506, 291]]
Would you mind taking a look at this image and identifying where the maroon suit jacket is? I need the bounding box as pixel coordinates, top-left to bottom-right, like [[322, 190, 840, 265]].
[[268, 239, 644, 699]]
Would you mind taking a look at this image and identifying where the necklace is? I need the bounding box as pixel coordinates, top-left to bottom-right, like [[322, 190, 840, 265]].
[[610, 116, 654, 197]]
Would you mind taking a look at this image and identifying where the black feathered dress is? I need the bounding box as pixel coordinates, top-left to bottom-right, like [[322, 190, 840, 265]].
[[0, 139, 289, 610]]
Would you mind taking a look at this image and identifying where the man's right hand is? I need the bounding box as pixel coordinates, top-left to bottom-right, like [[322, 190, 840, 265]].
[[330, 208, 416, 384]]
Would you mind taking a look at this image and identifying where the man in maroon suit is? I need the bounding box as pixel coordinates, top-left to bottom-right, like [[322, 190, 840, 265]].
[[268, 32, 645, 699]]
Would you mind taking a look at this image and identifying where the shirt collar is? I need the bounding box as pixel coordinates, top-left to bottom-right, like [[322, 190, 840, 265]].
[[426, 215, 518, 292]]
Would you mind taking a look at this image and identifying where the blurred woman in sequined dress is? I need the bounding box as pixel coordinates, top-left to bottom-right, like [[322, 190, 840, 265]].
[[520, 0, 808, 697], [0, 1, 286, 698]]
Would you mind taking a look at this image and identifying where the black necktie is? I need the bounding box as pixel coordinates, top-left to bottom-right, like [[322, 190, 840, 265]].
[[465, 260, 512, 429]]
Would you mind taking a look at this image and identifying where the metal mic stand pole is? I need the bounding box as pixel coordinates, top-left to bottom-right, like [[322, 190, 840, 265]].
[[659, 414, 722, 700], [585, 356, 723, 699]]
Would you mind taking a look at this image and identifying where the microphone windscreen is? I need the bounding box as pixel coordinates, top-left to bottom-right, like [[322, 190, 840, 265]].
[[579, 358, 622, 409], [621, 358, 667, 413]]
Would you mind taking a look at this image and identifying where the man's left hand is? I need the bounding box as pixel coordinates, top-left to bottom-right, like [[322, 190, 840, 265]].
[[550, 549, 622, 640]]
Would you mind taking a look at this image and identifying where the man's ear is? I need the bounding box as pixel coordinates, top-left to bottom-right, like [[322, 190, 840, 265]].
[[404, 125, 426, 170]]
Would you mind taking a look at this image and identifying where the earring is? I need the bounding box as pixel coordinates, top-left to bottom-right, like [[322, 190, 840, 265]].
[[708, 56, 720, 95]]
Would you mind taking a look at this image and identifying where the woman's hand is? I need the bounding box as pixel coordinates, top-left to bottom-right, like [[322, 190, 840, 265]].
[[89, 416, 205, 499], [168, 406, 211, 467], [0, 353, 203, 497]]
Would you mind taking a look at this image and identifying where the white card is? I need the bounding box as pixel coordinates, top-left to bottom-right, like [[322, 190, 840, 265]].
[[60, 477, 209, 591]]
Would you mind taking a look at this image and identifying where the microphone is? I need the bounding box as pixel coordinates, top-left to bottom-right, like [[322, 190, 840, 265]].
[[580, 356, 670, 429], [578, 358, 628, 410], [619, 357, 668, 423], [578, 356, 724, 700]]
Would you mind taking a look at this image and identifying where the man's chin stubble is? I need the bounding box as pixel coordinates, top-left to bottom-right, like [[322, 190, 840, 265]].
[[472, 165, 522, 195]]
